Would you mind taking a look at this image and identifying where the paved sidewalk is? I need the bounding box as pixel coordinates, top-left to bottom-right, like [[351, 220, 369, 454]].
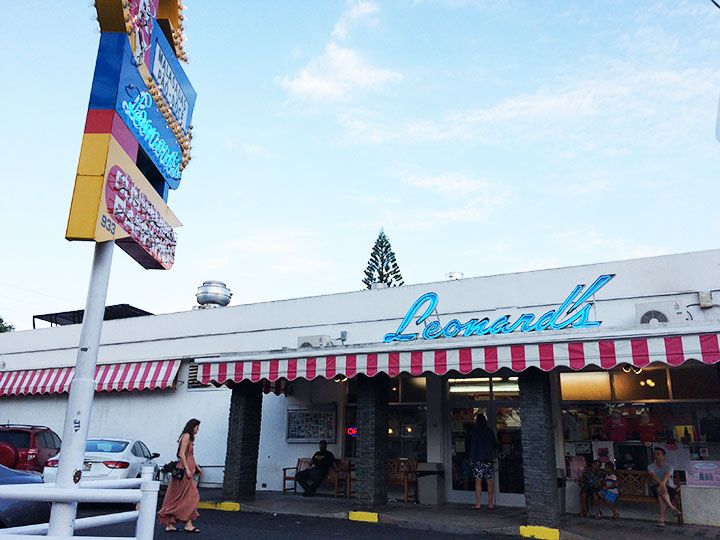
[[198, 488, 720, 540]]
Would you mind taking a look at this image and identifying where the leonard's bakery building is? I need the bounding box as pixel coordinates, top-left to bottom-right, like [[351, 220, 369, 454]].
[[2, 249, 720, 527]]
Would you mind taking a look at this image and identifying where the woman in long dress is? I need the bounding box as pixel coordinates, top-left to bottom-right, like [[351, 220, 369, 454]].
[[158, 419, 204, 533]]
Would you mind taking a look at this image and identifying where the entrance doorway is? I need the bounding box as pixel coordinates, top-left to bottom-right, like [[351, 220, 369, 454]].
[[446, 377, 525, 507]]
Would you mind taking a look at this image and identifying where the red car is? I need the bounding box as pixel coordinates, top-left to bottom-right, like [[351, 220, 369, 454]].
[[0, 424, 61, 472]]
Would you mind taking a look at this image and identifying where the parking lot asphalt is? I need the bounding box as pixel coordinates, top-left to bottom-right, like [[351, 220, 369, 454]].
[[76, 506, 510, 538]]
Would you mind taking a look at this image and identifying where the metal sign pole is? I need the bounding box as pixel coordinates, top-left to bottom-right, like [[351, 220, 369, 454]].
[[47, 240, 114, 536]]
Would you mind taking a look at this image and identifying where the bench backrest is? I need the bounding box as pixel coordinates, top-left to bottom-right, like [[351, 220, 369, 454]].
[[616, 470, 652, 497], [296, 457, 349, 481], [387, 458, 417, 481]]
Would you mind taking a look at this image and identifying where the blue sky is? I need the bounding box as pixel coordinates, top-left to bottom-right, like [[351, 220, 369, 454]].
[[1, 1, 719, 330]]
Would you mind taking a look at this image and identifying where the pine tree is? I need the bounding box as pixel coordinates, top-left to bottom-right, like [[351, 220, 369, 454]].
[[362, 230, 405, 289], [0, 315, 14, 333]]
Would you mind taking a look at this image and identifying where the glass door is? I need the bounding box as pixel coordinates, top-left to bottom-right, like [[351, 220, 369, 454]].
[[446, 403, 525, 507], [495, 406, 524, 500], [449, 406, 488, 493]]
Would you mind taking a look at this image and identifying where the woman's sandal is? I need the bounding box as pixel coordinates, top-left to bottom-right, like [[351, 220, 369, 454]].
[[165, 528, 177, 533], [184, 528, 200, 533]]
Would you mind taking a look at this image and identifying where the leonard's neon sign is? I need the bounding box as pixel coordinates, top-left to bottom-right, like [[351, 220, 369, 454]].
[[384, 274, 615, 343]]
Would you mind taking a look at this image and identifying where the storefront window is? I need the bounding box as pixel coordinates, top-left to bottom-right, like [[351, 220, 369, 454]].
[[560, 372, 611, 401], [345, 375, 427, 461], [670, 364, 720, 400], [613, 367, 669, 401], [559, 362, 719, 402], [560, 363, 720, 484]]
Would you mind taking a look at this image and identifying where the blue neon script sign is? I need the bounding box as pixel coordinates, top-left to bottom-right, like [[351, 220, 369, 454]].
[[122, 91, 182, 180], [384, 274, 615, 343]]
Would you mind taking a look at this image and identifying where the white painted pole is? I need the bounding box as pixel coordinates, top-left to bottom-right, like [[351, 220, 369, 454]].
[[48, 240, 114, 536], [135, 466, 159, 540]]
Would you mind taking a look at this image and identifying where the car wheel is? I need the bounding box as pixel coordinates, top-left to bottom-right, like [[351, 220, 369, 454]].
[[0, 442, 18, 469]]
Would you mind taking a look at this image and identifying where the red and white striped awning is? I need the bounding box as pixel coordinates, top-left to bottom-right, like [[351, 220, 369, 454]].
[[0, 360, 181, 397], [200, 333, 720, 386]]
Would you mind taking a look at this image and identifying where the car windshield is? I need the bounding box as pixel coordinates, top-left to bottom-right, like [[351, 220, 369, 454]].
[[85, 440, 128, 453], [0, 431, 31, 448]]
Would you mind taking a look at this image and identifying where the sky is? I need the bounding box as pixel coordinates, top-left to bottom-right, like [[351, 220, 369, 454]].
[[1, 1, 720, 331]]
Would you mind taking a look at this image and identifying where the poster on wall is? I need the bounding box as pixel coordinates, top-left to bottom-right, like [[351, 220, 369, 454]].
[[592, 441, 616, 464], [686, 461, 720, 487], [286, 407, 336, 443]]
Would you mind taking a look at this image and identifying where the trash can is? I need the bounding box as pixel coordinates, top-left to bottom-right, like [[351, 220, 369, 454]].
[[417, 462, 445, 505]]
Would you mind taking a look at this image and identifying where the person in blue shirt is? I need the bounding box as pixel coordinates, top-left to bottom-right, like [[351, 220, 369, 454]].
[[470, 413, 497, 510]]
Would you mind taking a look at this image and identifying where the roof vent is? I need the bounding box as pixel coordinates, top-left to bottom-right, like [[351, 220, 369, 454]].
[[196, 281, 232, 309]]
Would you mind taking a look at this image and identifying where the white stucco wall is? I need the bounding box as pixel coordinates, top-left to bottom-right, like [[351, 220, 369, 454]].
[[0, 364, 231, 487]]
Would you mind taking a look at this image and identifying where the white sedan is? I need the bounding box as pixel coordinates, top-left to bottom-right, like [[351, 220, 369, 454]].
[[43, 438, 160, 483]]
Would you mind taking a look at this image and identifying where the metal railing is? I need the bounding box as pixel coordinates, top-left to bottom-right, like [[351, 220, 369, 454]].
[[0, 466, 159, 540]]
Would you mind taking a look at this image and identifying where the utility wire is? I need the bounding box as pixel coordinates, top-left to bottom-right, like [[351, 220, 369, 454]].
[[712, 0, 720, 11]]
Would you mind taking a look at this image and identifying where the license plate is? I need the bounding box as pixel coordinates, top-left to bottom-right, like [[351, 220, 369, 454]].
[[83, 462, 92, 471]]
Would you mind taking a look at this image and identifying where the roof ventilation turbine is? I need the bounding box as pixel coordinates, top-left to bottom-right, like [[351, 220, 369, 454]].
[[196, 281, 232, 309]]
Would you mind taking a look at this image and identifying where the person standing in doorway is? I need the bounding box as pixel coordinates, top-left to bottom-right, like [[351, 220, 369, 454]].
[[158, 419, 204, 533], [648, 447, 681, 527], [470, 413, 497, 510]]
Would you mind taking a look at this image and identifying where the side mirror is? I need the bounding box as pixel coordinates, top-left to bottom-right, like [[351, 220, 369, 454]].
[[151, 452, 160, 459]]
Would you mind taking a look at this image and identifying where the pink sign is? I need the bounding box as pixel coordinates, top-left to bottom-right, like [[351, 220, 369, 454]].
[[105, 164, 176, 270], [686, 461, 720, 488]]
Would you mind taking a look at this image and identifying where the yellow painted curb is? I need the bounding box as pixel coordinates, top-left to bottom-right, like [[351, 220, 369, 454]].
[[519, 525, 560, 540], [198, 501, 241, 512], [348, 511, 379, 523]]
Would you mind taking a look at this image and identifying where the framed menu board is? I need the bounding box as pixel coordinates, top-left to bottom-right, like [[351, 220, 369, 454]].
[[286, 406, 337, 443]]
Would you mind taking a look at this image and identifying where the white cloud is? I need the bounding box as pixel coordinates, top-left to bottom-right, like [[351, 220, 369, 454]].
[[404, 171, 505, 196], [392, 171, 512, 228], [281, 43, 401, 101], [337, 65, 720, 147], [332, 1, 379, 40]]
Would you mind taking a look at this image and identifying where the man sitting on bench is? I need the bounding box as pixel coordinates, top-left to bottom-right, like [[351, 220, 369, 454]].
[[296, 440, 336, 497]]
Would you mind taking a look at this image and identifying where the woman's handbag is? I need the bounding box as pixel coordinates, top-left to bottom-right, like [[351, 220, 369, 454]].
[[162, 439, 186, 480], [161, 460, 185, 480], [171, 463, 185, 480]]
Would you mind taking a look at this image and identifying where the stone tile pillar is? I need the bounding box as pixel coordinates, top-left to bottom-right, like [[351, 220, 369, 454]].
[[355, 373, 389, 508], [222, 380, 263, 502], [519, 369, 560, 528]]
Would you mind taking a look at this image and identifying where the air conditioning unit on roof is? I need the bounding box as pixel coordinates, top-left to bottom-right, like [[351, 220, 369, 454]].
[[297, 335, 332, 349], [636, 301, 686, 325]]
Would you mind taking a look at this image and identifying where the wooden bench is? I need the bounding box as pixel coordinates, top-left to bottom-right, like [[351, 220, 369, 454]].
[[616, 470, 683, 525], [282, 457, 352, 498], [387, 458, 417, 503]]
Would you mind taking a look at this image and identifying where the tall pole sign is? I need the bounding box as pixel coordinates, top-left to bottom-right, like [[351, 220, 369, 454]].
[[50, 1, 196, 535]]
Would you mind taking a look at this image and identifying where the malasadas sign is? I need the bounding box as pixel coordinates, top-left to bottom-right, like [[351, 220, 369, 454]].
[[384, 275, 615, 343], [66, 0, 196, 270]]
